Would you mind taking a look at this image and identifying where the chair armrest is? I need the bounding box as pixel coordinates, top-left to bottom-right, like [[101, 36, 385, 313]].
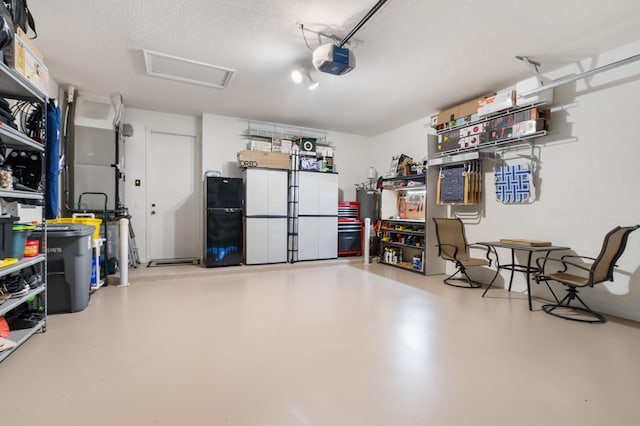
[[561, 254, 597, 262], [469, 243, 496, 266], [535, 256, 593, 274]]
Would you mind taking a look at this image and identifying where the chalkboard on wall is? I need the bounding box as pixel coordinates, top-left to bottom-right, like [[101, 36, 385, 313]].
[[439, 166, 465, 203]]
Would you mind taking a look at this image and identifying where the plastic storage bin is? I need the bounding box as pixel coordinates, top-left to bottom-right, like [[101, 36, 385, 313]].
[[0, 216, 17, 258], [10, 223, 35, 259], [32, 224, 94, 314], [46, 217, 102, 241]]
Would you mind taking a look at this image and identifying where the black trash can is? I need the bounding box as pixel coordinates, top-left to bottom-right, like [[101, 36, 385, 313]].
[[33, 224, 94, 314]]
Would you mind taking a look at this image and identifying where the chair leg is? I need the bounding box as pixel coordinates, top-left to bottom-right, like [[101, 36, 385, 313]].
[[443, 266, 482, 288], [481, 267, 501, 297], [542, 287, 606, 323]]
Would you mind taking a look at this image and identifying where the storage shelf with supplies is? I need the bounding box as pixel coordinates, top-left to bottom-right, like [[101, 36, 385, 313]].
[[0, 54, 48, 364], [433, 101, 550, 160], [380, 175, 427, 274]]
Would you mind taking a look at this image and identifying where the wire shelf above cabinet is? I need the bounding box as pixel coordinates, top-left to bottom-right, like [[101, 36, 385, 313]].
[[243, 120, 334, 148]]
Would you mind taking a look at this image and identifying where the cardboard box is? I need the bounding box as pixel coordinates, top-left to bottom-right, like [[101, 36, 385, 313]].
[[237, 150, 290, 170], [434, 106, 458, 128], [458, 97, 484, 118], [247, 140, 272, 151], [513, 119, 546, 137], [271, 138, 294, 153], [478, 90, 516, 117], [437, 132, 460, 153], [404, 192, 425, 220], [3, 31, 48, 95], [431, 96, 489, 129]]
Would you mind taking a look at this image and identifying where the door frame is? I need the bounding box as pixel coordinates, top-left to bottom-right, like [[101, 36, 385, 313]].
[[144, 127, 202, 262]]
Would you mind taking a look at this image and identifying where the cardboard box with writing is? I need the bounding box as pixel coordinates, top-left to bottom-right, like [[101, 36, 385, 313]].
[[237, 150, 290, 170]]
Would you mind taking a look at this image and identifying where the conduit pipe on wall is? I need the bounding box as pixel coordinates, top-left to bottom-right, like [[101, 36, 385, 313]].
[[520, 53, 640, 97]]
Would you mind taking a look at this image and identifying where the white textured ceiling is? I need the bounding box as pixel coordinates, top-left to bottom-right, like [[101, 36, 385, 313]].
[[29, 0, 640, 136]]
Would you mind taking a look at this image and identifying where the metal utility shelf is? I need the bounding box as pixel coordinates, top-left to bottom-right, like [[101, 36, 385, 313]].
[[435, 100, 549, 135], [0, 255, 45, 280], [380, 227, 425, 237], [0, 123, 45, 152], [381, 218, 425, 224], [380, 241, 424, 250], [0, 61, 45, 102], [428, 150, 495, 167], [0, 284, 46, 317], [244, 120, 334, 148], [383, 184, 426, 191], [379, 260, 423, 274], [430, 131, 546, 163], [0, 189, 44, 200], [0, 319, 46, 363]]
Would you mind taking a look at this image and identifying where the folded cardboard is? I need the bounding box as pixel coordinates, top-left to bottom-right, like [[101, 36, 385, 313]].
[[237, 150, 290, 170]]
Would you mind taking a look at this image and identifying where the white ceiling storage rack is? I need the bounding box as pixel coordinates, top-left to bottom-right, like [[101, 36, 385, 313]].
[[243, 120, 334, 148], [428, 100, 549, 167]]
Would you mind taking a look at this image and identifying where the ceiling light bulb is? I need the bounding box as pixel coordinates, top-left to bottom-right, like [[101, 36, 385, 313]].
[[291, 69, 303, 83]]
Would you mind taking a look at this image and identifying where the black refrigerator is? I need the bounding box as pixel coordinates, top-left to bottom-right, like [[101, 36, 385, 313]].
[[204, 175, 244, 267]]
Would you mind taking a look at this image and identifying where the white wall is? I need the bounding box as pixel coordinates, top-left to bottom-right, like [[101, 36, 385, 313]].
[[370, 118, 430, 180], [122, 108, 200, 262], [201, 113, 372, 201], [370, 40, 640, 321], [124, 111, 370, 261]]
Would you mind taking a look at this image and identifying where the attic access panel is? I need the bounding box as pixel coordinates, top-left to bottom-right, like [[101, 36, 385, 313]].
[[143, 49, 235, 89]]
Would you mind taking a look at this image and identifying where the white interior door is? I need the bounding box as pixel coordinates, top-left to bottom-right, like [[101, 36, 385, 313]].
[[146, 131, 200, 261]]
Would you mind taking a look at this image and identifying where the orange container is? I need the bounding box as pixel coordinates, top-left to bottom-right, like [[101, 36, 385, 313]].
[[23, 239, 39, 257]]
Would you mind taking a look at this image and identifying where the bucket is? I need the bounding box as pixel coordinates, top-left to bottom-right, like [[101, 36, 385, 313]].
[[23, 239, 39, 257], [10, 223, 35, 259]]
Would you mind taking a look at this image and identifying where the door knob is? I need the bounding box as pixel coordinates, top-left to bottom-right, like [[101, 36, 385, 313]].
[[151, 203, 156, 207], [151, 211, 156, 215]]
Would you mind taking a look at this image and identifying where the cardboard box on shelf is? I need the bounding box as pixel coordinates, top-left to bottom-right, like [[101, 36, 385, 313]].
[[513, 119, 546, 137], [437, 132, 460, 153], [478, 90, 516, 117], [3, 30, 48, 95], [272, 138, 295, 153], [458, 96, 485, 118], [404, 193, 425, 220], [431, 96, 489, 129], [237, 150, 290, 170], [247, 139, 272, 151], [13, 27, 43, 61], [433, 106, 458, 128]]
